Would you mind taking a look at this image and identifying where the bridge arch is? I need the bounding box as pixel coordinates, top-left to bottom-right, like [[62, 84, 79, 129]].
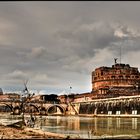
[[39, 106, 47, 115], [24, 104, 40, 114], [13, 106, 21, 115], [46, 104, 66, 115], [0, 103, 12, 112]]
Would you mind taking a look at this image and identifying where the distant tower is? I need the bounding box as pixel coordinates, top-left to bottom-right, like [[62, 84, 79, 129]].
[[0, 88, 3, 95]]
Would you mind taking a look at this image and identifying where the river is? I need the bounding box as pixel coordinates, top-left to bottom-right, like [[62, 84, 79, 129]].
[[34, 116, 140, 139], [1, 114, 140, 139]]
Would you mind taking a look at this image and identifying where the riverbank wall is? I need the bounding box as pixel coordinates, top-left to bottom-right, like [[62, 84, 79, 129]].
[[78, 114, 140, 118]]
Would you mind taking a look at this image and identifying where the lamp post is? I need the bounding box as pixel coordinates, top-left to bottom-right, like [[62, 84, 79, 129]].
[[68, 86, 72, 104], [70, 87, 72, 95]]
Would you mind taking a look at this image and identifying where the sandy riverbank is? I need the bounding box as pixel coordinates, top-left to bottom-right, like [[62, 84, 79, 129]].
[[0, 125, 77, 139]]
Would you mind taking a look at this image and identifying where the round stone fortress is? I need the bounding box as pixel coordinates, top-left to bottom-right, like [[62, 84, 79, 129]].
[[92, 61, 140, 95]]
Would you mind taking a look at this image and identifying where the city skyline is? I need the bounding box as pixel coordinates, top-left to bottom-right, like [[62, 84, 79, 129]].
[[0, 1, 140, 94]]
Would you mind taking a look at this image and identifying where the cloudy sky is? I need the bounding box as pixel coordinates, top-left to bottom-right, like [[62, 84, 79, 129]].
[[1, 1, 140, 95]]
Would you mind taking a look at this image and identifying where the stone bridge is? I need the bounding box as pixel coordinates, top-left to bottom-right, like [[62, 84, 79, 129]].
[[0, 99, 68, 115], [70, 95, 140, 116], [2, 95, 140, 116]]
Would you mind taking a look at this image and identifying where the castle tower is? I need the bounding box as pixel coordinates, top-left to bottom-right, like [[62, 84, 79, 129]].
[[92, 62, 140, 95]]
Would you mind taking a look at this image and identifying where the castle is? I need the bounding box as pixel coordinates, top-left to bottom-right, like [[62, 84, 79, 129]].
[[91, 59, 140, 98], [58, 59, 140, 103]]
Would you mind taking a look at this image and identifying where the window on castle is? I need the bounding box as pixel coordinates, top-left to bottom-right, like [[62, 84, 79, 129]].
[[111, 76, 115, 79], [119, 75, 123, 79], [126, 76, 130, 79], [116, 70, 120, 74], [131, 76, 134, 78]]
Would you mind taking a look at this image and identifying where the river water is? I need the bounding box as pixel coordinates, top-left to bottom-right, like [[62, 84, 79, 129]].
[[34, 116, 140, 139], [1, 114, 140, 139]]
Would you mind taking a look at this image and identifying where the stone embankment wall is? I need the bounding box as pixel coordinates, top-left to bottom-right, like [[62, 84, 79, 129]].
[[70, 95, 140, 116]]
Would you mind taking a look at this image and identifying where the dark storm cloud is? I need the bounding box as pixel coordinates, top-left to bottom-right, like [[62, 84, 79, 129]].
[[0, 1, 140, 93], [55, 22, 120, 57]]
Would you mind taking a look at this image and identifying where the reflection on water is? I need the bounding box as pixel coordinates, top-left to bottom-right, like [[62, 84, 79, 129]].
[[1, 113, 140, 139], [34, 116, 140, 139], [116, 118, 120, 128], [132, 118, 137, 130]]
